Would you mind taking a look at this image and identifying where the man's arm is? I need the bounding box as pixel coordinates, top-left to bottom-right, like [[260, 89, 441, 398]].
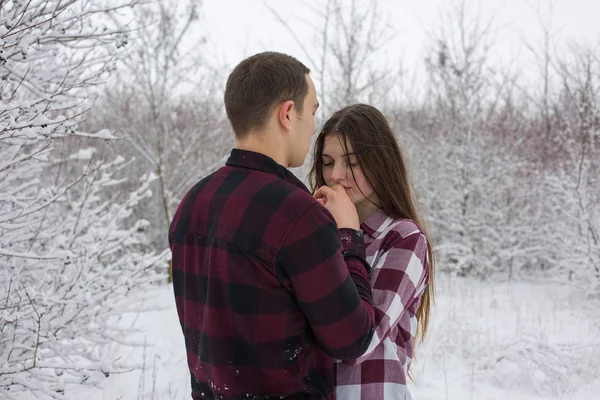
[[275, 203, 375, 360]]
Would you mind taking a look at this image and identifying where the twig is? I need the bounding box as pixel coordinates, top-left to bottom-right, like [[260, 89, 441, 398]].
[[4, 8, 66, 39], [4, 276, 13, 309], [2, 0, 33, 38], [21, 281, 41, 371]]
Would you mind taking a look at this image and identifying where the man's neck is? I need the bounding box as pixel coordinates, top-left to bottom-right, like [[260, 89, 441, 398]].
[[236, 131, 288, 167]]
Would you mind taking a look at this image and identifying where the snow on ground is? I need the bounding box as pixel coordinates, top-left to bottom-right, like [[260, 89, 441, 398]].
[[64, 275, 599, 400], [410, 276, 600, 400]]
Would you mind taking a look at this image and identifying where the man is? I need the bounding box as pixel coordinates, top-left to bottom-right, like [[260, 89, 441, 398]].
[[169, 52, 375, 400]]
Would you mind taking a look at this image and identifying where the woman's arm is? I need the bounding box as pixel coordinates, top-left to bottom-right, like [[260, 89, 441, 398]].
[[343, 221, 429, 365]]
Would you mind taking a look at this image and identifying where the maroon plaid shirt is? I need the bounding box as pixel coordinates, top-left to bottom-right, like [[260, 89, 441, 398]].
[[169, 149, 375, 400]]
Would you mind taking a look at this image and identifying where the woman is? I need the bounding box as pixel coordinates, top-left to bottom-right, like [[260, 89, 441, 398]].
[[309, 104, 435, 400]]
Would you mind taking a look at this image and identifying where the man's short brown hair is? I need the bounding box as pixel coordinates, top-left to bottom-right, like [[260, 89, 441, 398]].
[[224, 52, 311, 138]]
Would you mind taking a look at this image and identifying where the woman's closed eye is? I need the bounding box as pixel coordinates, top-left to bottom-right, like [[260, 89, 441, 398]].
[[345, 158, 358, 167], [322, 159, 357, 168]]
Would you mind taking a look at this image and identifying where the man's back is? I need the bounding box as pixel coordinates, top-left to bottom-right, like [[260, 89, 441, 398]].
[[169, 150, 375, 399]]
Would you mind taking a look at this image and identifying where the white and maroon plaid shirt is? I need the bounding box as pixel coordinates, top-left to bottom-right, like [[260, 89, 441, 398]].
[[335, 210, 430, 400]]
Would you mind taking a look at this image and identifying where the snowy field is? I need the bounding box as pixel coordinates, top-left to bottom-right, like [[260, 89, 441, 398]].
[[59, 276, 600, 400]]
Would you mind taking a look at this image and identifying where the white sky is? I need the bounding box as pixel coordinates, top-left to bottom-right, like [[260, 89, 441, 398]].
[[200, 0, 599, 79]]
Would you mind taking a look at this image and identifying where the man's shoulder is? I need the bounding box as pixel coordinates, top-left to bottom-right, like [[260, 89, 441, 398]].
[[186, 165, 319, 216], [254, 171, 320, 218], [176, 164, 324, 222]]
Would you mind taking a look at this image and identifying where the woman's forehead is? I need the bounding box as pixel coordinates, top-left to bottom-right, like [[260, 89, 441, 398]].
[[323, 133, 354, 154]]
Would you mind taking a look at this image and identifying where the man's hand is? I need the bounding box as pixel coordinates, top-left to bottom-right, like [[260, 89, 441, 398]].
[[314, 185, 360, 230]]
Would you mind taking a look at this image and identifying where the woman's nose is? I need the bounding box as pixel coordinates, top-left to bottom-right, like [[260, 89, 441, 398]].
[[330, 163, 346, 183]]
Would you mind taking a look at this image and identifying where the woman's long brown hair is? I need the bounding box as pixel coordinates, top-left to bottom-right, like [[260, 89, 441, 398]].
[[308, 104, 435, 345]]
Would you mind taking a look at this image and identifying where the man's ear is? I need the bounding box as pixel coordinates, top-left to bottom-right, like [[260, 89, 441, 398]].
[[278, 100, 295, 130]]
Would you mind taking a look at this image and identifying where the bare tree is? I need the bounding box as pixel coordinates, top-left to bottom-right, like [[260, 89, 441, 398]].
[[267, 0, 396, 116], [119, 0, 205, 235], [419, 0, 541, 278], [518, 0, 565, 166], [539, 45, 600, 291], [84, 0, 232, 252]]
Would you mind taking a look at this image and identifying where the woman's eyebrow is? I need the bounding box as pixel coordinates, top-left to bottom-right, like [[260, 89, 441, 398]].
[[322, 152, 355, 158]]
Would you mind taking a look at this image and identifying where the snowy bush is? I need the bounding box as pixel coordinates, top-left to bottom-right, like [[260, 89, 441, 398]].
[[0, 0, 168, 397]]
